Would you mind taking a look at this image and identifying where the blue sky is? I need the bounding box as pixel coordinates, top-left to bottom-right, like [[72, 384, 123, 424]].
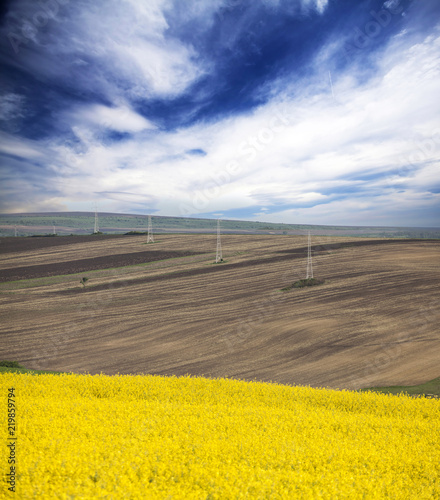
[[0, 0, 439, 226]]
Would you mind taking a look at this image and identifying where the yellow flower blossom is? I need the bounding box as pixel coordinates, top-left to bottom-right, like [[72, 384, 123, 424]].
[[1, 373, 439, 499]]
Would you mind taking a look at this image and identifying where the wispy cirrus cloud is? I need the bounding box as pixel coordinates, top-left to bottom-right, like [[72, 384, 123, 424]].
[[70, 104, 157, 134]]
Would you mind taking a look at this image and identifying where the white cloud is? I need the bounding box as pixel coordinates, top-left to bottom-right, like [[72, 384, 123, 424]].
[[8, 0, 208, 101], [172, 34, 435, 218], [122, 40, 204, 98], [73, 104, 156, 133], [0, 132, 44, 159], [2, 3, 438, 226], [300, 0, 329, 14], [44, 29, 439, 222]]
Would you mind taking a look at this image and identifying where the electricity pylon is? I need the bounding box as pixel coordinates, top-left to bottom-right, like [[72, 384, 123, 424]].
[[14, 225, 17, 237], [53, 225, 56, 235], [215, 219, 223, 263], [306, 231, 313, 279], [93, 204, 99, 233], [147, 215, 154, 243]]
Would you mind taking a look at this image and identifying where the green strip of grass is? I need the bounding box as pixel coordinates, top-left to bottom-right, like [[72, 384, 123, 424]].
[[0, 361, 66, 375], [361, 377, 440, 398]]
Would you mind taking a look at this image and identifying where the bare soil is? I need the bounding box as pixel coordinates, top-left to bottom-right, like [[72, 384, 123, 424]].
[[0, 234, 126, 254], [0, 250, 204, 282], [0, 234, 439, 390]]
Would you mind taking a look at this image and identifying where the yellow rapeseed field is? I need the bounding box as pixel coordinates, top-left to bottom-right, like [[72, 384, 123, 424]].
[[1, 373, 439, 499]]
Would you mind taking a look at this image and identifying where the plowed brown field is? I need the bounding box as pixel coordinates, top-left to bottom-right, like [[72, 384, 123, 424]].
[[0, 234, 439, 389]]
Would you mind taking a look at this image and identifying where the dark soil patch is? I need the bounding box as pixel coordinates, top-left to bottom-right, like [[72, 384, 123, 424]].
[[277, 239, 440, 254], [0, 234, 128, 254], [2, 235, 435, 256], [0, 250, 204, 282], [2, 237, 438, 285]]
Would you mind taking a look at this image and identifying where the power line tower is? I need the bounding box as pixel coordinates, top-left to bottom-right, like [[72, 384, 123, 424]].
[[306, 231, 313, 279], [215, 219, 223, 263], [52, 224, 56, 235], [93, 204, 99, 234], [14, 225, 17, 237], [147, 215, 154, 243]]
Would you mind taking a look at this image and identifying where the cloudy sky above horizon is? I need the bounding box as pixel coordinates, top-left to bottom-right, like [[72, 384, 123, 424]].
[[0, 0, 439, 226]]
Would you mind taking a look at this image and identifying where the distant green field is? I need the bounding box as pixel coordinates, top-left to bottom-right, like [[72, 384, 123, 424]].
[[0, 212, 439, 238], [362, 377, 440, 398], [0, 361, 65, 375], [0, 212, 306, 234]]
